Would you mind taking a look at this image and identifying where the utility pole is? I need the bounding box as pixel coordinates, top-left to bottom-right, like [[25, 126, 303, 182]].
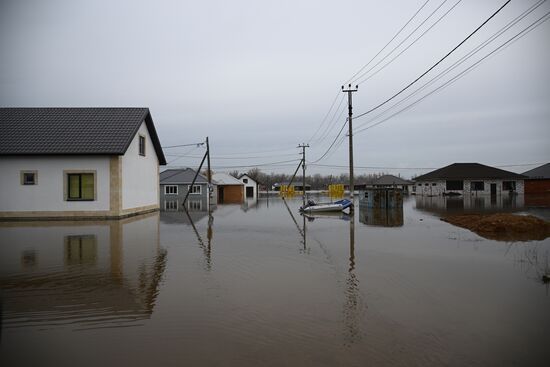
[[342, 84, 358, 203], [206, 137, 212, 208], [298, 143, 309, 207]]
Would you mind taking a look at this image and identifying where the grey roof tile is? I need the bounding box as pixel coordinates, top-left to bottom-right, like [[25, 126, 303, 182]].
[[415, 163, 526, 181]]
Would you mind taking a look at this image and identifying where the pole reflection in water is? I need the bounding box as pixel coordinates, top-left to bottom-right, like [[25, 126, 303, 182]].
[[343, 212, 363, 346], [0, 212, 167, 331], [183, 207, 213, 271], [281, 197, 307, 252]]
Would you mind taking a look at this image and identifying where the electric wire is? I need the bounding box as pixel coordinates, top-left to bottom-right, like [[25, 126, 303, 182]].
[[351, 0, 452, 85], [354, 0, 511, 120], [307, 90, 342, 144], [353, 0, 547, 132], [353, 9, 550, 135], [346, 0, 432, 84], [356, 0, 462, 85]]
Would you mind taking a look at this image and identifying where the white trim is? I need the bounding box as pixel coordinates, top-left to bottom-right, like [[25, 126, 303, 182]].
[[187, 185, 202, 195], [164, 185, 178, 195]]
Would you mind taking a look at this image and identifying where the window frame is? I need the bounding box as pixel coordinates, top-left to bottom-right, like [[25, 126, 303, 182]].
[[164, 200, 178, 211], [139, 135, 146, 156], [470, 181, 485, 191], [503, 181, 516, 191], [188, 200, 202, 211], [187, 185, 202, 195], [20, 170, 37, 185], [164, 185, 178, 195], [64, 171, 96, 201], [446, 180, 464, 191]]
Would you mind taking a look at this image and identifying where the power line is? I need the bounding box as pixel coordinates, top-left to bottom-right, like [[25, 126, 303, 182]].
[[307, 90, 342, 144], [353, 9, 550, 135], [310, 118, 348, 163], [354, 0, 511, 120], [162, 142, 205, 149], [346, 0, 432, 84], [353, 0, 547, 132], [356, 0, 462, 86], [311, 93, 347, 144], [165, 152, 300, 160], [309, 162, 547, 170]]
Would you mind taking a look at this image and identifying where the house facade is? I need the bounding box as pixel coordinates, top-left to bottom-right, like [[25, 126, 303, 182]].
[[522, 163, 550, 194], [212, 173, 244, 204], [0, 108, 166, 219], [414, 163, 525, 196], [160, 168, 215, 211], [238, 174, 259, 198]]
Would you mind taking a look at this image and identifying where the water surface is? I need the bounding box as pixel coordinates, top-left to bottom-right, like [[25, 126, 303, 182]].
[[1, 195, 549, 366]]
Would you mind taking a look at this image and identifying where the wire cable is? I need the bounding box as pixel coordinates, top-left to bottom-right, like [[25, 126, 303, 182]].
[[354, 0, 511, 120]]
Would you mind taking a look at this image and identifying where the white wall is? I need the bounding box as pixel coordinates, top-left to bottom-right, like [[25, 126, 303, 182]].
[[121, 121, 160, 210], [0, 156, 110, 212], [240, 175, 257, 198], [415, 179, 525, 196]]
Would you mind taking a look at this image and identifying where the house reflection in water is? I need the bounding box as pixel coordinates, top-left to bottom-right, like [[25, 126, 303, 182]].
[[358, 207, 404, 227], [0, 212, 166, 330], [415, 194, 525, 215]]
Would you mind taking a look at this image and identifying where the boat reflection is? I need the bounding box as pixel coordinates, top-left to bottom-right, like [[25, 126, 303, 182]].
[[0, 212, 166, 331]]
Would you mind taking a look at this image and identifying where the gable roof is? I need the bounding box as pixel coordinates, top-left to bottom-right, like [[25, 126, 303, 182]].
[[373, 175, 413, 186], [415, 163, 526, 181], [160, 168, 209, 184], [522, 163, 550, 179], [0, 107, 166, 165], [212, 173, 244, 185]]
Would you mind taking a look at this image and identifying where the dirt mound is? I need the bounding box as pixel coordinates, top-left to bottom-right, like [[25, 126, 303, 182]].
[[441, 213, 550, 242]]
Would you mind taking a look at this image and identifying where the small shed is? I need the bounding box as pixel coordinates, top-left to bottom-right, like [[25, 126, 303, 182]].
[[212, 173, 244, 204], [238, 174, 259, 198]]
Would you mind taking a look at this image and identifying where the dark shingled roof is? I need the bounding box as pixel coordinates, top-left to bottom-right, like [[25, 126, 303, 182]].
[[160, 168, 208, 184], [0, 107, 166, 165], [415, 163, 526, 181], [373, 174, 413, 186], [522, 163, 550, 179]]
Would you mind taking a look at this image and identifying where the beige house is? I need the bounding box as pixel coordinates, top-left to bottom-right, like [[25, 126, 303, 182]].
[[0, 108, 166, 219]]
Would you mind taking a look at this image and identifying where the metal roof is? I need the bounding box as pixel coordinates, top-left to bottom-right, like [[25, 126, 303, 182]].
[[522, 163, 550, 179], [373, 175, 413, 186], [212, 173, 244, 185], [160, 168, 209, 184], [414, 163, 526, 181], [0, 107, 166, 165]]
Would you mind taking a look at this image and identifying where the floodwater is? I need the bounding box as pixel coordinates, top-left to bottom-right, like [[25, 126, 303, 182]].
[[1, 195, 549, 367]]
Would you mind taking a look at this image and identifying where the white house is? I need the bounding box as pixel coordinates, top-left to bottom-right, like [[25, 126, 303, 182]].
[[238, 173, 259, 199], [0, 108, 166, 219], [414, 163, 526, 196]]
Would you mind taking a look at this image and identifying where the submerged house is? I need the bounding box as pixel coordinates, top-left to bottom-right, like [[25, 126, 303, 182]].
[[160, 168, 215, 211], [371, 175, 414, 194], [522, 163, 550, 194], [212, 173, 244, 204], [0, 108, 166, 219], [238, 173, 259, 198], [414, 163, 526, 196]]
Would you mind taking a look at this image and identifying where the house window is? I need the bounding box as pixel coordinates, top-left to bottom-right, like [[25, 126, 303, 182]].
[[431, 183, 437, 186], [503, 181, 516, 191], [243, 178, 248, 184], [165, 185, 178, 195], [471, 181, 484, 191], [446, 180, 463, 190], [417, 183, 422, 187], [139, 135, 146, 156], [164, 200, 178, 211], [188, 200, 202, 211], [188, 185, 201, 194], [67, 173, 95, 200], [424, 183, 429, 186], [21, 171, 37, 185]]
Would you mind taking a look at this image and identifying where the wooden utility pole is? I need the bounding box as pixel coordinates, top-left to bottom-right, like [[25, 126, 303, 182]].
[[342, 84, 358, 202], [206, 136, 212, 208], [298, 143, 309, 207]]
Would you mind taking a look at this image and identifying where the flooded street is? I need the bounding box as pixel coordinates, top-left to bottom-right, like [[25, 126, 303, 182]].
[[1, 195, 549, 366]]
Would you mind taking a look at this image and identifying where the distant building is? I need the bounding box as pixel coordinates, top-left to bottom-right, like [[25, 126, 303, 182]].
[[160, 168, 215, 211], [238, 173, 259, 198], [0, 108, 166, 219], [522, 163, 550, 194], [413, 163, 526, 196], [212, 173, 244, 204], [371, 175, 414, 194]]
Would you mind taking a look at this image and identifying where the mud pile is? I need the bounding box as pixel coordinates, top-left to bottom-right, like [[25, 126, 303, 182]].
[[441, 213, 550, 241]]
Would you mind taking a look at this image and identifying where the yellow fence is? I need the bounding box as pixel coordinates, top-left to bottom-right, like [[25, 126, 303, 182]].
[[279, 185, 296, 197], [328, 184, 344, 198]]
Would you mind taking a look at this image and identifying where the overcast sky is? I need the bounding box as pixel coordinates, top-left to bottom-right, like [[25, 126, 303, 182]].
[[1, 0, 548, 178]]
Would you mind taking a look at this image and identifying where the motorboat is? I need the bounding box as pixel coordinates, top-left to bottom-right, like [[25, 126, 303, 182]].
[[299, 199, 352, 213]]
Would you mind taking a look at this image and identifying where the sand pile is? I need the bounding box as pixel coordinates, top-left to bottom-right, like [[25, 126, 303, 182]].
[[441, 213, 550, 242]]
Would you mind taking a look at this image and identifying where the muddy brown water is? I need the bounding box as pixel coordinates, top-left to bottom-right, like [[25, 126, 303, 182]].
[[1, 195, 549, 366]]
